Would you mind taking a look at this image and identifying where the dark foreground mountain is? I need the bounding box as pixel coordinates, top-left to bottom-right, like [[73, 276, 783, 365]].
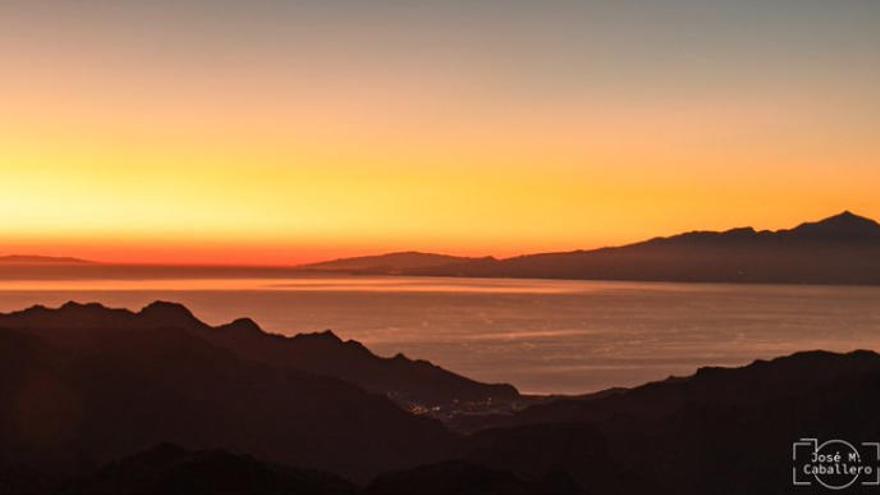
[[314, 211, 880, 285], [437, 349, 880, 494], [3, 444, 582, 495], [209, 323, 520, 413], [363, 461, 582, 495], [0, 301, 519, 412], [59, 444, 357, 495], [297, 251, 479, 274], [10, 344, 877, 495], [3, 301, 880, 494], [0, 302, 456, 482]]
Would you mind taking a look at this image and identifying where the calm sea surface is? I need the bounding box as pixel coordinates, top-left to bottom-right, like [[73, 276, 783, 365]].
[[1, 276, 879, 394]]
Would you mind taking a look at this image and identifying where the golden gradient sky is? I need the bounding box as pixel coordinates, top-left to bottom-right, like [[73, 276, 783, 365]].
[[1, 1, 879, 264]]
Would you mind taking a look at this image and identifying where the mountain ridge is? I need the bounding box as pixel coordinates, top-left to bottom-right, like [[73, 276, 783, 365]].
[[9, 211, 880, 285], [0, 301, 456, 481], [441, 348, 880, 494], [0, 301, 522, 412], [296, 211, 880, 285], [406, 211, 880, 284], [3, 300, 880, 493]]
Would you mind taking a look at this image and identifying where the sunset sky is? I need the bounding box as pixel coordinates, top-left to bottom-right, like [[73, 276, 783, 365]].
[[1, 0, 878, 265]]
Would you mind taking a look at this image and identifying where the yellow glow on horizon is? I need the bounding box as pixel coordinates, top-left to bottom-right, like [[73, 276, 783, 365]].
[[2, 2, 878, 265], [3, 118, 878, 265]]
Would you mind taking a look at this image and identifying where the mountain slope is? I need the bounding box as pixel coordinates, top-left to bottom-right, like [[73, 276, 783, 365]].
[[3, 301, 879, 493], [0, 302, 455, 481], [409, 211, 880, 284], [364, 461, 583, 495], [59, 444, 358, 495], [441, 349, 880, 494], [212, 325, 520, 411], [0, 301, 519, 411]]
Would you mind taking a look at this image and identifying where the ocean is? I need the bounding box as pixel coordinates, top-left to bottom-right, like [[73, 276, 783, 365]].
[[1, 275, 878, 394]]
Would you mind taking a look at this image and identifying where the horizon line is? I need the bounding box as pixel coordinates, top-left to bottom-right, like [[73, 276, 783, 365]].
[[0, 209, 869, 268]]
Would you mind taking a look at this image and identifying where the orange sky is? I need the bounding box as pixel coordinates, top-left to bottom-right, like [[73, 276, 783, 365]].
[[1, 1, 878, 265]]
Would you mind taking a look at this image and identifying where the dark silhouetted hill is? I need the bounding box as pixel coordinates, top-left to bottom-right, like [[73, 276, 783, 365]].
[[406, 211, 880, 285], [210, 324, 520, 411], [4, 300, 880, 494], [0, 302, 454, 482], [60, 443, 357, 495], [7, 445, 585, 495], [364, 461, 583, 495], [432, 349, 880, 494], [0, 301, 519, 411]]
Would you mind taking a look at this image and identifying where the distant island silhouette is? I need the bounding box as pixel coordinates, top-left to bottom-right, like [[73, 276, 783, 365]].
[[300, 252, 481, 274], [8, 211, 880, 286], [301, 211, 880, 285], [2, 301, 879, 494], [0, 254, 92, 264]]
